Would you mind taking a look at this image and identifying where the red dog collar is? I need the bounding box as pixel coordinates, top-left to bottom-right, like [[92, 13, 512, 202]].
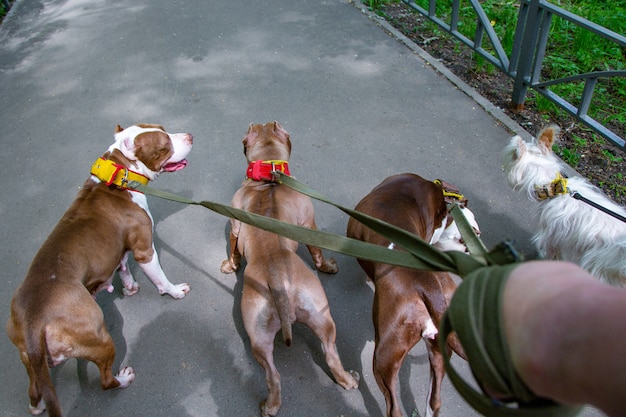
[[246, 160, 290, 182]]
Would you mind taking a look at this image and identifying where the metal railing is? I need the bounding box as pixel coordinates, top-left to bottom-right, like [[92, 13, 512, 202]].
[[402, 0, 626, 150]]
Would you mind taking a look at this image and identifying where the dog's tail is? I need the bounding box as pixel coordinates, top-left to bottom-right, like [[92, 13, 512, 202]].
[[270, 285, 293, 347], [25, 326, 64, 417]]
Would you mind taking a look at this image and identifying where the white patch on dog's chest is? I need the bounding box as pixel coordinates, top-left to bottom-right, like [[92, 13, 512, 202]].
[[129, 191, 154, 224], [90, 176, 154, 224]]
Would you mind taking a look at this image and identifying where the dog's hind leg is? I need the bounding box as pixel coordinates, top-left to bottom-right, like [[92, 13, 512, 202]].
[[423, 338, 446, 417], [17, 352, 46, 415], [296, 278, 359, 390], [372, 289, 427, 417], [58, 302, 135, 391], [79, 334, 132, 390], [250, 336, 282, 417], [242, 288, 283, 417], [304, 305, 360, 389]]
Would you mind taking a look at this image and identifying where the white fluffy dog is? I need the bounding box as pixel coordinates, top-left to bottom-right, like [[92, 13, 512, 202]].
[[502, 125, 626, 286]]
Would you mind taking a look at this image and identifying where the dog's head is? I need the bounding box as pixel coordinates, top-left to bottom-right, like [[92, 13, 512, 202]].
[[242, 121, 291, 163], [434, 206, 481, 253], [502, 125, 563, 198], [110, 123, 193, 179]]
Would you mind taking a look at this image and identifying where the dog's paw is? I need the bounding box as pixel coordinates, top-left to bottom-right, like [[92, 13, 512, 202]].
[[317, 257, 338, 274], [28, 399, 45, 415], [165, 283, 190, 299], [220, 259, 238, 274], [260, 399, 280, 417], [122, 282, 140, 297], [339, 370, 360, 390], [115, 366, 135, 388]]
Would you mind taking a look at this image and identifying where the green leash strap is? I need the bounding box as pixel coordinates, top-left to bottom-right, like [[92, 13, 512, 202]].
[[449, 204, 488, 261], [129, 181, 472, 273], [273, 173, 523, 272], [441, 264, 582, 416]]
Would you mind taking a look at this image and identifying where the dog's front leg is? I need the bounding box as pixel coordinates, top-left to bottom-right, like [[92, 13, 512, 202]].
[[306, 244, 338, 274], [221, 220, 241, 274], [138, 245, 190, 299], [300, 209, 338, 274], [119, 251, 140, 296]]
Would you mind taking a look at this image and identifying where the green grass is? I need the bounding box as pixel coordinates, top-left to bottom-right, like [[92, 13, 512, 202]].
[[553, 134, 588, 167], [1, 1, 13, 20], [366, 0, 626, 133]]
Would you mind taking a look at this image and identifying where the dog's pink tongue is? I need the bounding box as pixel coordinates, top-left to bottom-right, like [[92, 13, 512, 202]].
[[163, 159, 188, 172]]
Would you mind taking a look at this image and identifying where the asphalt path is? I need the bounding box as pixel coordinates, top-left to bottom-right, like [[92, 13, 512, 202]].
[[0, 0, 604, 416]]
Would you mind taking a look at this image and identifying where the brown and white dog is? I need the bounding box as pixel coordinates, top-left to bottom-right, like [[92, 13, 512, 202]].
[[6, 123, 193, 417], [503, 125, 626, 286], [220, 121, 359, 417], [347, 173, 473, 417]]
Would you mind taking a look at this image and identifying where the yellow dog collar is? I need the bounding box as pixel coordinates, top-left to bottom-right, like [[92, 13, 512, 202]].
[[534, 173, 569, 200], [91, 157, 149, 189], [434, 179, 467, 205]]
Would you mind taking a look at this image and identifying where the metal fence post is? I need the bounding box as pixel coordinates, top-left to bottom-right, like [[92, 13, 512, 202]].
[[511, 0, 543, 111]]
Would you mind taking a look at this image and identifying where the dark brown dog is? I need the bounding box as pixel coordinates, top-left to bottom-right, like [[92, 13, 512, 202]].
[[6, 124, 193, 417], [347, 173, 469, 417], [220, 121, 359, 417]]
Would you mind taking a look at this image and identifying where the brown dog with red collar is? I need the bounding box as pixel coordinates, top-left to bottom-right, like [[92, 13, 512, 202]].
[[6, 123, 193, 417], [347, 173, 473, 417], [220, 121, 359, 417]]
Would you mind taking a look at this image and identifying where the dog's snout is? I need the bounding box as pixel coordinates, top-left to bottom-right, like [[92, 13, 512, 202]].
[[170, 132, 193, 144]]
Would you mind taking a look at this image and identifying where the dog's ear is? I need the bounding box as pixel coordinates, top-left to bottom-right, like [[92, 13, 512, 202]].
[[512, 136, 526, 160], [537, 125, 560, 154], [115, 124, 124, 133], [271, 121, 292, 154], [242, 124, 258, 156]]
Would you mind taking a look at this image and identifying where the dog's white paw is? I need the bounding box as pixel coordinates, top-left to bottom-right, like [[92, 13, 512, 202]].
[[116, 366, 135, 388], [122, 282, 140, 296], [164, 283, 190, 299], [28, 399, 45, 415]]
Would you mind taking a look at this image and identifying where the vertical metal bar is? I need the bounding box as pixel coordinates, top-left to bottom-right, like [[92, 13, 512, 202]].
[[530, 9, 552, 84], [509, 1, 530, 77], [429, 0, 436, 18], [474, 21, 485, 50], [450, 0, 460, 32], [578, 78, 597, 117], [511, 0, 542, 111], [469, 0, 509, 70]]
